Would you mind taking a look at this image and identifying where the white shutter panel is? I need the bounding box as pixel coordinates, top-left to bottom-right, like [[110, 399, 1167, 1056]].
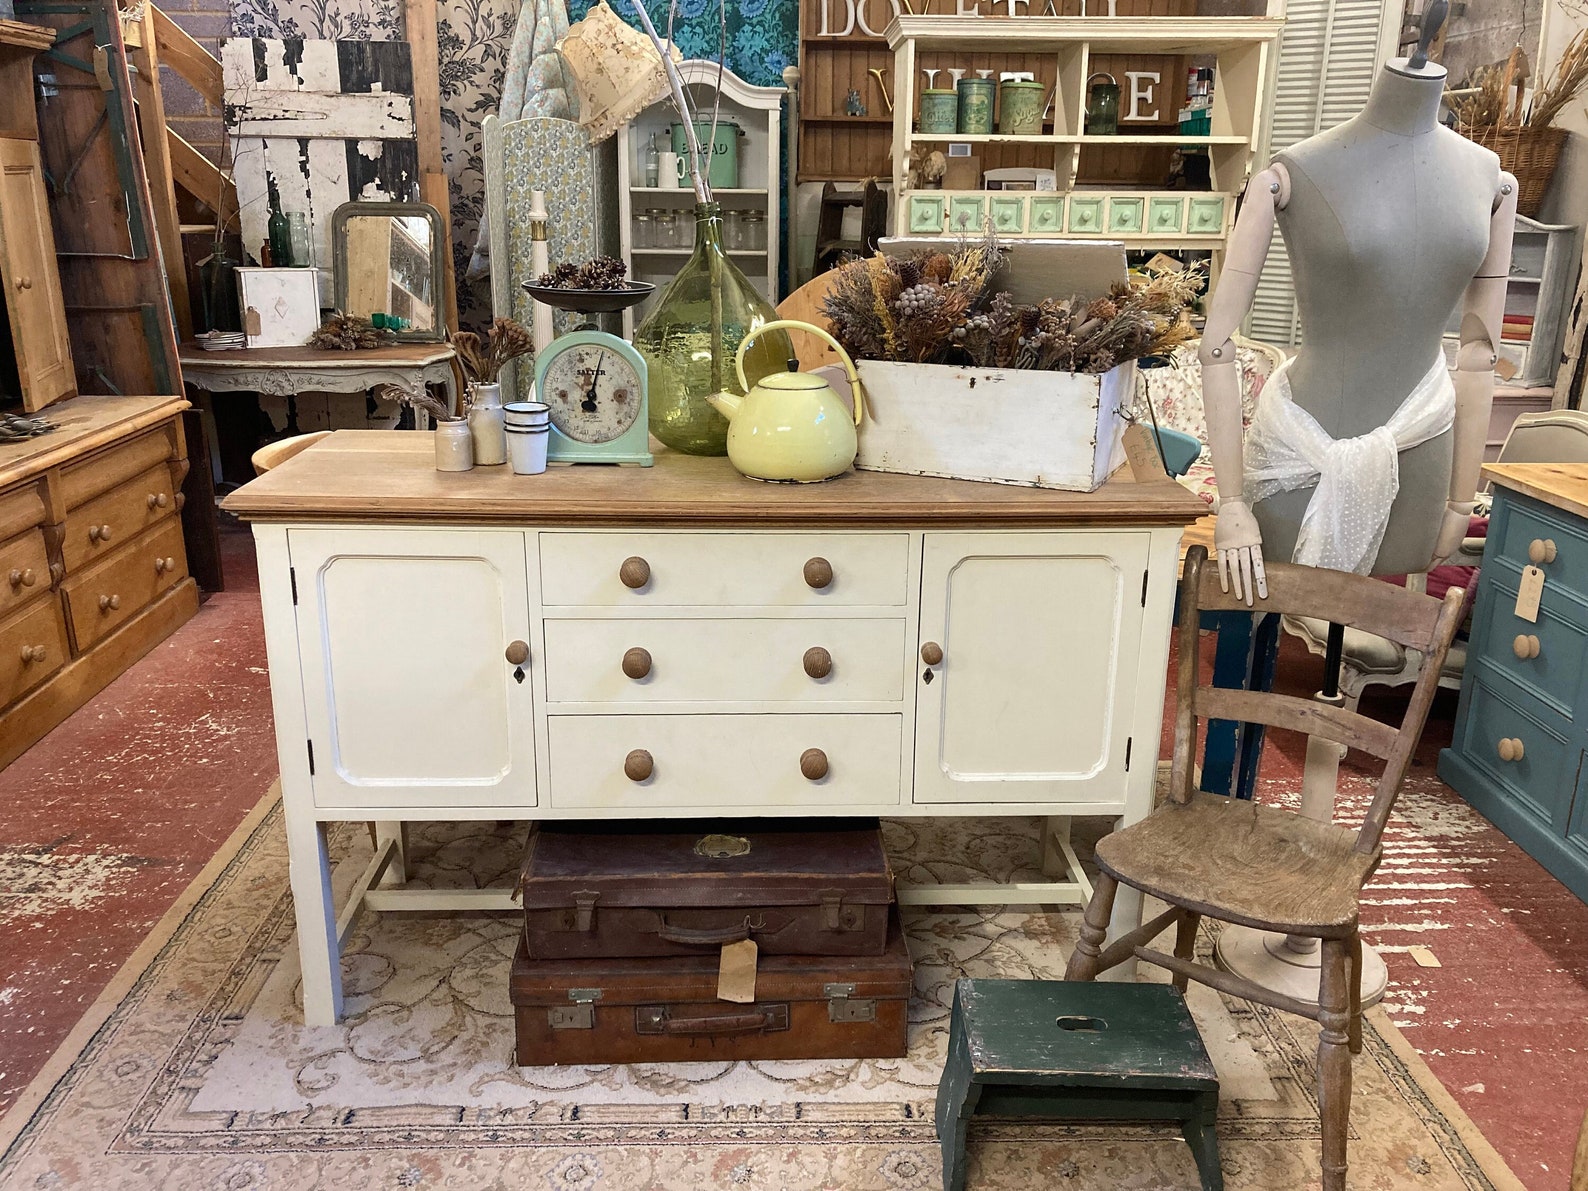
[[1248, 0, 1398, 345]]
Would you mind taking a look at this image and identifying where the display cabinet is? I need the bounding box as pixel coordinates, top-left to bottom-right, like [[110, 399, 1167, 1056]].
[[615, 61, 783, 338]]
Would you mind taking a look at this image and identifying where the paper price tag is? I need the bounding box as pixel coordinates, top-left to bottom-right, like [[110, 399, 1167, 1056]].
[[1122, 423, 1168, 481], [717, 939, 758, 1003], [1515, 565, 1544, 623]]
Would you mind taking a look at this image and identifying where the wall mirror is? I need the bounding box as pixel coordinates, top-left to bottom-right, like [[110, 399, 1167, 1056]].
[[331, 201, 447, 341]]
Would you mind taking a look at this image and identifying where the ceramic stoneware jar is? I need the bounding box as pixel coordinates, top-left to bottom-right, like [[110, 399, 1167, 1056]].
[[918, 90, 958, 134], [434, 418, 474, 471], [956, 77, 995, 135], [998, 80, 1046, 136], [467, 381, 507, 465]]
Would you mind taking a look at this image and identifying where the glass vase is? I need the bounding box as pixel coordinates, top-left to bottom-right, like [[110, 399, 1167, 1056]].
[[634, 202, 792, 456]]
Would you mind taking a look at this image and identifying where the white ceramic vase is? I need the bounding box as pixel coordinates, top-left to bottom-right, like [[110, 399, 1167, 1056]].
[[468, 381, 508, 465], [434, 418, 474, 471]]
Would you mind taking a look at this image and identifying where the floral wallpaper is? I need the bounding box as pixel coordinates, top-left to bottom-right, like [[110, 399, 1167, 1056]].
[[228, 0, 797, 328]]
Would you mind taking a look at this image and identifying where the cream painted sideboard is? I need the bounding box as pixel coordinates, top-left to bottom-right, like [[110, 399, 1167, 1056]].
[[225, 432, 1203, 1025]]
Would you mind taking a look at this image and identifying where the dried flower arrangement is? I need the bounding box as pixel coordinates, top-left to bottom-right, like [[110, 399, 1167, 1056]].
[[308, 312, 391, 351], [1449, 36, 1588, 131], [821, 237, 1202, 375], [450, 318, 535, 386], [373, 382, 457, 423], [536, 256, 631, 290]]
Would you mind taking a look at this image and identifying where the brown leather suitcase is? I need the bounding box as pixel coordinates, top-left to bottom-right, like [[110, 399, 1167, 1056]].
[[511, 909, 913, 1065], [515, 818, 894, 959]]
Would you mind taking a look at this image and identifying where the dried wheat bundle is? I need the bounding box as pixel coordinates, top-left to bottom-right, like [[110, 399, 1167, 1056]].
[[451, 318, 535, 385], [1530, 29, 1588, 129], [372, 383, 456, 423], [307, 312, 391, 351]]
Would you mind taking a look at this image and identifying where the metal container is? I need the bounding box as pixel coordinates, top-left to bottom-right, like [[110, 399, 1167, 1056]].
[[998, 80, 1046, 136], [956, 77, 996, 135], [670, 119, 741, 189], [918, 89, 958, 135]]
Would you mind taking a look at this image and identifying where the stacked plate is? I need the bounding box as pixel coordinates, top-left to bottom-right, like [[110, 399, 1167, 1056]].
[[196, 331, 247, 351]]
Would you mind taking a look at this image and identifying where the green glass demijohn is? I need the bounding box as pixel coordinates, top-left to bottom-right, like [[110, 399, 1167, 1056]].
[[635, 202, 793, 456]]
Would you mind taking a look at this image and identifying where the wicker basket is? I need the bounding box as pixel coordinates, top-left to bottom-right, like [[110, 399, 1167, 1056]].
[[1462, 124, 1568, 219]]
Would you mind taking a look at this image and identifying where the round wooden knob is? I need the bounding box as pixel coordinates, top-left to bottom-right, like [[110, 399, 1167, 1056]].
[[8, 567, 35, 588], [154, 557, 167, 574], [98, 593, 121, 612], [1513, 634, 1541, 660], [1529, 538, 1558, 565], [803, 646, 832, 679], [19, 644, 44, 663], [619, 556, 651, 589], [622, 646, 653, 679], [89, 524, 112, 544], [624, 748, 654, 781], [504, 640, 530, 666], [803, 557, 834, 590], [164, 557, 176, 572], [800, 747, 829, 781], [1497, 737, 1525, 762], [146, 491, 169, 510], [920, 641, 944, 666]]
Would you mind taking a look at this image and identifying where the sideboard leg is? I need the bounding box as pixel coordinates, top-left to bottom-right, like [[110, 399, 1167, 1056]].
[[286, 815, 344, 1026], [374, 821, 408, 887]]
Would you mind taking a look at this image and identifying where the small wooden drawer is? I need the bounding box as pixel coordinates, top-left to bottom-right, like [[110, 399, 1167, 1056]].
[[542, 617, 907, 704], [539, 532, 910, 608], [949, 196, 985, 233], [1471, 575, 1588, 716], [1027, 195, 1064, 233], [1066, 197, 1104, 234], [909, 194, 945, 233], [1148, 196, 1185, 234], [0, 529, 51, 619], [1461, 674, 1575, 831], [0, 597, 68, 708], [58, 422, 181, 510], [63, 464, 179, 572], [547, 713, 902, 811], [1493, 499, 1588, 603], [62, 518, 187, 650], [1187, 197, 1226, 235], [0, 480, 47, 543], [989, 195, 1025, 234], [1107, 197, 1144, 234]]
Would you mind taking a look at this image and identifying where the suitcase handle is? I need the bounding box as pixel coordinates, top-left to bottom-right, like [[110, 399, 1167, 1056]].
[[635, 1003, 791, 1036], [654, 915, 767, 946]]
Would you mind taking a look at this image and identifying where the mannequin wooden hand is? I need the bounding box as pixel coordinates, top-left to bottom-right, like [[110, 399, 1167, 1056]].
[[1214, 498, 1268, 606]]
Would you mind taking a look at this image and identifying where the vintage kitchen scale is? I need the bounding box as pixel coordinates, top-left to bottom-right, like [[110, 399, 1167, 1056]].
[[521, 281, 656, 467]]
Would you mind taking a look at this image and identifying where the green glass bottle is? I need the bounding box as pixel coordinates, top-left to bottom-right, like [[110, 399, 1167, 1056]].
[[635, 202, 792, 456], [266, 179, 292, 267]]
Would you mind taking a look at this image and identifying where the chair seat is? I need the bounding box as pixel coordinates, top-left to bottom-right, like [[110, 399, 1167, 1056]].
[[1094, 792, 1378, 937]]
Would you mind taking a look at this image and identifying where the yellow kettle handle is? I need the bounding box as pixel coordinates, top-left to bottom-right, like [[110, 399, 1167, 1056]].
[[734, 319, 866, 428]]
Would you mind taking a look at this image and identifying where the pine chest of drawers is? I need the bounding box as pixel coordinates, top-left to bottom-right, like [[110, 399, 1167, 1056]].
[[226, 431, 1204, 1024], [1439, 463, 1588, 904]]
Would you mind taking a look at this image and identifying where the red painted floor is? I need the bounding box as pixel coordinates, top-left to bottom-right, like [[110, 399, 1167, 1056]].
[[1, 537, 1586, 1188]]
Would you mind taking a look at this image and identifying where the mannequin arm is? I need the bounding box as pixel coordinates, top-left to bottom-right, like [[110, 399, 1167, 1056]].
[[1198, 164, 1289, 604], [1435, 171, 1519, 563]]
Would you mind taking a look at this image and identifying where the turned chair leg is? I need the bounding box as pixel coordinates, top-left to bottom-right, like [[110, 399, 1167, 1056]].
[[1347, 932, 1363, 1056], [1317, 938, 1354, 1191], [1064, 873, 1119, 981], [1173, 911, 1202, 992]]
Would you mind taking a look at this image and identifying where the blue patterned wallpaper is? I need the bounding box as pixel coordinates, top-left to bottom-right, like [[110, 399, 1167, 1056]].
[[566, 0, 797, 90]]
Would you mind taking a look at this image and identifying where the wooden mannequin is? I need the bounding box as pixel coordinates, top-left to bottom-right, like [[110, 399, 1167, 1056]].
[[1200, 49, 1518, 604]]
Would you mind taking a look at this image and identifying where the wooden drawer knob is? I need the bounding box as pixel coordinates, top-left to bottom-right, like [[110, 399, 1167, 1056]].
[[14, 276, 30, 291], [622, 646, 653, 679], [88, 524, 112, 544], [803, 646, 832, 679], [504, 640, 530, 666], [8, 567, 35, 589], [154, 556, 174, 575], [98, 593, 121, 612], [624, 748, 654, 781], [1497, 737, 1525, 762], [803, 556, 834, 590], [1513, 634, 1541, 660], [19, 644, 45, 664], [620, 556, 651, 589], [146, 491, 169, 510], [1529, 538, 1558, 565], [920, 641, 944, 666], [800, 747, 829, 781]]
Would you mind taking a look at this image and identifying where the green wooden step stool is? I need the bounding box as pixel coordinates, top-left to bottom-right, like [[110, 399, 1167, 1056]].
[[935, 978, 1222, 1191]]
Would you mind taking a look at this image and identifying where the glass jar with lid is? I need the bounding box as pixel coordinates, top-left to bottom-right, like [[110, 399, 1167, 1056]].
[[654, 208, 680, 249], [723, 209, 747, 251], [633, 209, 655, 249], [741, 210, 767, 253]]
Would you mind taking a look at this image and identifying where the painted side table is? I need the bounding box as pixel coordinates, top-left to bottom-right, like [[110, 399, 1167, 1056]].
[[178, 342, 461, 422]]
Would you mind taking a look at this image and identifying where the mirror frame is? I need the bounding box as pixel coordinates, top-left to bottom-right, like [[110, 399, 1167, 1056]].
[[330, 200, 448, 342]]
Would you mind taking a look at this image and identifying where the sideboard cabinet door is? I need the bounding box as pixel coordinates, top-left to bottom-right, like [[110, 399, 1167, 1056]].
[[913, 532, 1149, 805], [289, 528, 535, 808], [0, 139, 75, 409]]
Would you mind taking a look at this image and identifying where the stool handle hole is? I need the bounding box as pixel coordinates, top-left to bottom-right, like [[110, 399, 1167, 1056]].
[[1055, 1015, 1107, 1032]]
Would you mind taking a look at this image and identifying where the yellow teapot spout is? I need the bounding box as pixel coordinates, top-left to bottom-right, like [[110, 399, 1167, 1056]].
[[705, 389, 743, 422]]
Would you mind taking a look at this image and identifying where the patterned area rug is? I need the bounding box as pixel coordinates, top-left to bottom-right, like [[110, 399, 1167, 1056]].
[[0, 786, 1523, 1190]]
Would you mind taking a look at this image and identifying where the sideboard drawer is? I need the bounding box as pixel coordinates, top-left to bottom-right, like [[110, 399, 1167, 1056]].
[[547, 713, 903, 810], [543, 617, 907, 704], [62, 518, 187, 649], [63, 464, 179, 572], [540, 532, 910, 608], [1493, 499, 1588, 601], [0, 528, 50, 620], [0, 597, 68, 708], [1462, 674, 1577, 831], [58, 422, 181, 511], [1471, 575, 1588, 716]]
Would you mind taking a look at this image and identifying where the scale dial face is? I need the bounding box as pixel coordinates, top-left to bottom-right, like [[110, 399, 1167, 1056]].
[[540, 336, 645, 444]]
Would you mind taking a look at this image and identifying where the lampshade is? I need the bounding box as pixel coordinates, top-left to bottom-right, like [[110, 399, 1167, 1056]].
[[556, 1, 679, 144]]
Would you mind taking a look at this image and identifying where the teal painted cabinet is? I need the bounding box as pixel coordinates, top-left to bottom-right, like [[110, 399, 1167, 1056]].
[[1439, 477, 1588, 903]]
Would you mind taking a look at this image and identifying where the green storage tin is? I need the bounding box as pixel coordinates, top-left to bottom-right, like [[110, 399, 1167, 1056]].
[[918, 89, 958, 135], [670, 120, 741, 189], [956, 77, 995, 135], [998, 80, 1045, 136]]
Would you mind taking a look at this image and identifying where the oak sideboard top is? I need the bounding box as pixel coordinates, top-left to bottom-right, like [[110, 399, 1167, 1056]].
[[1483, 463, 1588, 523], [223, 431, 1207, 527], [0, 394, 190, 491]]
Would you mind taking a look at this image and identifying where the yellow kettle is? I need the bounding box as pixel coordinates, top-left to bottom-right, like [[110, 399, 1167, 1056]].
[[707, 319, 866, 483]]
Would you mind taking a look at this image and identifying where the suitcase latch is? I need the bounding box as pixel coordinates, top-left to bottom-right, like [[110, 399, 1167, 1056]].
[[548, 987, 602, 1030], [571, 891, 599, 933], [825, 982, 877, 1023], [820, 890, 852, 932]]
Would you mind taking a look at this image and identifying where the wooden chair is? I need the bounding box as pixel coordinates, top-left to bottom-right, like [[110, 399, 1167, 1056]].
[[1065, 545, 1467, 1191], [251, 430, 333, 476], [813, 180, 886, 274]]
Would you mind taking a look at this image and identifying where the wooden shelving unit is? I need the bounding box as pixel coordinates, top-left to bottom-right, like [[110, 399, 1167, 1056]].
[[883, 7, 1283, 271]]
